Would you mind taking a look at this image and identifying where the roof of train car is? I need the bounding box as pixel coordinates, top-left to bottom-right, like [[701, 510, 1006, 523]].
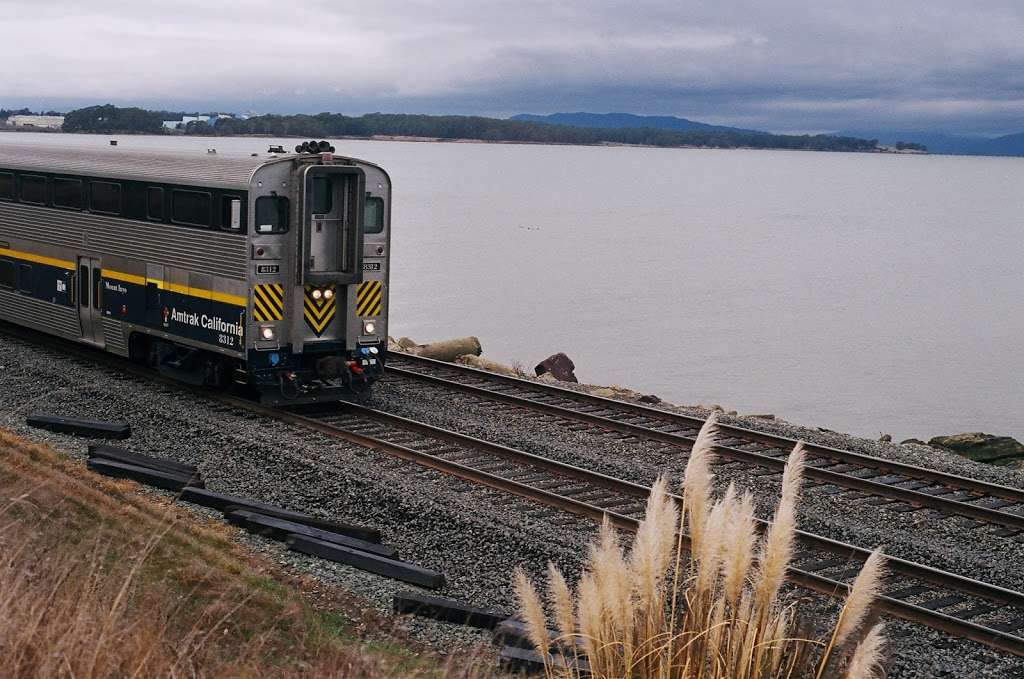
[[0, 142, 289, 190]]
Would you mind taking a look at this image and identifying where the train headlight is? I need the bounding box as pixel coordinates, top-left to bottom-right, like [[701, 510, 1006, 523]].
[[311, 288, 323, 301], [260, 326, 276, 341], [323, 288, 334, 300], [362, 320, 377, 335]]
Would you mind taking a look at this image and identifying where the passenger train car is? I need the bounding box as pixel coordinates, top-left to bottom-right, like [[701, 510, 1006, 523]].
[[0, 140, 390, 403]]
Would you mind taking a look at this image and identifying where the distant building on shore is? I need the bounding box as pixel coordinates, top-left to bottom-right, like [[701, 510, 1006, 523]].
[[162, 113, 239, 131], [879, 145, 928, 154], [163, 115, 210, 130], [7, 115, 65, 129]]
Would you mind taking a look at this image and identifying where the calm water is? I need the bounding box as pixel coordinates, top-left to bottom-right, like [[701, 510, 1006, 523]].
[[9, 132, 1024, 441]]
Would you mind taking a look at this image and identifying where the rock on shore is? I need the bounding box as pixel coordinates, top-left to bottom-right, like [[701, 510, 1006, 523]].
[[927, 432, 1024, 465], [388, 338, 666, 405]]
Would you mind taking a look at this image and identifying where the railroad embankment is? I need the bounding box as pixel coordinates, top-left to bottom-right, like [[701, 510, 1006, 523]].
[[3, 328, 1024, 677], [0, 428, 483, 678]]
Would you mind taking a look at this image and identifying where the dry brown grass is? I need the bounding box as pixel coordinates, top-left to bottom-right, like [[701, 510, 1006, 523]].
[[516, 414, 889, 679], [0, 428, 489, 679]]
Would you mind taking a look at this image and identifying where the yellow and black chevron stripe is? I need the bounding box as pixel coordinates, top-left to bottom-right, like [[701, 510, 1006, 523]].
[[252, 283, 284, 321], [304, 285, 336, 336], [356, 280, 383, 317]]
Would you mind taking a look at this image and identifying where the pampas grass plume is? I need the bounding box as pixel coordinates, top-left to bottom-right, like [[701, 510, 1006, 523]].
[[835, 547, 886, 648], [816, 547, 887, 679], [548, 563, 576, 646], [845, 622, 886, 679], [630, 476, 677, 605], [514, 568, 550, 660], [684, 413, 720, 556], [723, 489, 757, 605], [755, 442, 806, 611]]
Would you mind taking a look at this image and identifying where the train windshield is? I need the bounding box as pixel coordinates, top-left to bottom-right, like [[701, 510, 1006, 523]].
[[255, 196, 289, 233]]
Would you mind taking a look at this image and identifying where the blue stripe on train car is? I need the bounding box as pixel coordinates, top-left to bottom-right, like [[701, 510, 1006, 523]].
[[3, 259, 75, 308], [101, 277, 246, 352]]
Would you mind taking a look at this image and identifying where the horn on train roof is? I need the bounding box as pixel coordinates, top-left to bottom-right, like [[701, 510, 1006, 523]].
[[294, 140, 336, 154]]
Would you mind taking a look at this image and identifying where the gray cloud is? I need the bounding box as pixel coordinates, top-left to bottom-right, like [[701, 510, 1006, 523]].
[[2, 0, 1022, 133]]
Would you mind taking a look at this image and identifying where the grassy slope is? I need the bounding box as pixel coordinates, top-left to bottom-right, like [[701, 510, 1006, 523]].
[[0, 428, 488, 678]]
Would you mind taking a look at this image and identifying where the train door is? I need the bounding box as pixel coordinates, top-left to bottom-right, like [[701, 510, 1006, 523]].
[[77, 257, 104, 346], [145, 263, 164, 327], [301, 165, 365, 287], [308, 175, 340, 273]]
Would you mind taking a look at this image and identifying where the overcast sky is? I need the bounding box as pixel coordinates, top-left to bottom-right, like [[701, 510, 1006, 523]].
[[3, 0, 1022, 134]]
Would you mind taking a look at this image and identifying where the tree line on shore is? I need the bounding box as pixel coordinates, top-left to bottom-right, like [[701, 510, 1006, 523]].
[[198, 112, 883, 151], [0, 108, 63, 118], [60, 105, 190, 133], [51, 104, 886, 152]]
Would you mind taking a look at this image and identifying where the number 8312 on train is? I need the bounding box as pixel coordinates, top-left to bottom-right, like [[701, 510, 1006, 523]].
[[0, 139, 391, 403]]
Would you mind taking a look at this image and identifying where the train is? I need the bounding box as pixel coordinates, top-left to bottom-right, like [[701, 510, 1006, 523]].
[[0, 139, 391, 403]]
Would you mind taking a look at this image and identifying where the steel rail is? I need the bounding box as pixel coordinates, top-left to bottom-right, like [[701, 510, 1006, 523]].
[[387, 355, 1024, 532]]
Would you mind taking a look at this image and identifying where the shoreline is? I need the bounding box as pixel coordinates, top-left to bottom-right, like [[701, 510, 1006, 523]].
[[0, 126, 928, 155], [11, 126, 1024, 158]]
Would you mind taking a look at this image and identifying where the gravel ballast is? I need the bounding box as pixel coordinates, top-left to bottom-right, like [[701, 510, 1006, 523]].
[[0, 332, 1022, 677], [376, 374, 1024, 592]]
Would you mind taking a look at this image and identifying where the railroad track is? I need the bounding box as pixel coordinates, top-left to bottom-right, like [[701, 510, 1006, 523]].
[[386, 354, 1024, 538], [278, 401, 1024, 657], [3, 324, 1024, 657]]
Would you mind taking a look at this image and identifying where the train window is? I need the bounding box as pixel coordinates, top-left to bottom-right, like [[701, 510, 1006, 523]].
[[18, 264, 31, 293], [0, 260, 13, 289], [221, 196, 242, 231], [255, 196, 289, 233], [312, 176, 332, 214], [90, 181, 122, 215], [146, 187, 164, 220], [171, 189, 212, 227], [0, 172, 13, 200], [363, 195, 384, 234], [53, 178, 83, 209], [20, 175, 47, 204]]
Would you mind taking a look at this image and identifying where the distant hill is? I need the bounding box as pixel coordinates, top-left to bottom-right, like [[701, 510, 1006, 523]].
[[984, 132, 1024, 156], [517, 113, 1024, 157], [839, 129, 1024, 157], [512, 112, 766, 136]]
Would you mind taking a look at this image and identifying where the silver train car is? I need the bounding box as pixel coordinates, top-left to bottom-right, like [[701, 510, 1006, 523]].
[[0, 140, 390, 403]]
